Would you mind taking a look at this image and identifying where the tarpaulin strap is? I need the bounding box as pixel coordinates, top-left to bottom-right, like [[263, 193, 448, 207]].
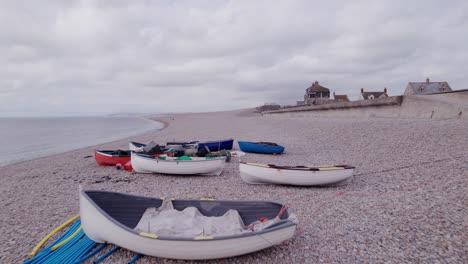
[[277, 204, 289, 218]]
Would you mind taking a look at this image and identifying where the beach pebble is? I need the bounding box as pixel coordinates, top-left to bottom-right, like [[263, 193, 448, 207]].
[[0, 109, 466, 263]]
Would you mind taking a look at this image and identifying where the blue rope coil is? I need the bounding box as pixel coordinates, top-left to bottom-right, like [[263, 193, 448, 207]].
[[25, 218, 144, 264]]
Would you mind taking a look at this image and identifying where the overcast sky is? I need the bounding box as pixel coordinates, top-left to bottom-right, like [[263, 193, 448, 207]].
[[1, 0, 467, 116]]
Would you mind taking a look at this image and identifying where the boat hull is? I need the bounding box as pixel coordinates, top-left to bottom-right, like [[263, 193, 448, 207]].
[[238, 141, 285, 154], [131, 152, 225, 176], [198, 139, 234, 152], [128, 141, 145, 151], [239, 163, 354, 186], [80, 190, 297, 260], [94, 150, 131, 166]]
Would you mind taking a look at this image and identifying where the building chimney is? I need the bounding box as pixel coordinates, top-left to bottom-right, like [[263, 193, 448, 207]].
[[361, 88, 364, 93], [384, 87, 387, 94], [426, 77, 430, 83]]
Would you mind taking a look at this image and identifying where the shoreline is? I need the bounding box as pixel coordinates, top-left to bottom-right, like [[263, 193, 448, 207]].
[[1, 109, 466, 263], [0, 116, 169, 168], [143, 115, 170, 130]]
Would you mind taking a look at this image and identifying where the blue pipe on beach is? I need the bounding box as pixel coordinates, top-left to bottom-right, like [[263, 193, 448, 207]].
[[64, 236, 93, 263], [128, 254, 142, 264], [76, 239, 97, 261], [47, 235, 94, 264], [74, 243, 107, 264], [24, 218, 109, 264], [24, 220, 82, 264], [93, 246, 121, 264], [61, 236, 88, 263], [27, 219, 82, 262], [40, 230, 85, 263], [41, 228, 94, 264], [70, 238, 96, 263]]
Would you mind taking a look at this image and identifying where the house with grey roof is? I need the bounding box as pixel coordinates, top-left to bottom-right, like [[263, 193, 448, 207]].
[[404, 78, 452, 95], [304, 81, 331, 105], [360, 88, 388, 100]]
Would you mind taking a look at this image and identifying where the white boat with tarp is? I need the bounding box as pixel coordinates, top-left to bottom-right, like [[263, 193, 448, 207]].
[[129, 141, 198, 156], [80, 189, 298, 260], [131, 151, 226, 176]]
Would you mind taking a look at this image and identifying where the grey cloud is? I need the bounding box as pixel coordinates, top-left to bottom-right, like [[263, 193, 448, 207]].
[[1, 0, 467, 116]]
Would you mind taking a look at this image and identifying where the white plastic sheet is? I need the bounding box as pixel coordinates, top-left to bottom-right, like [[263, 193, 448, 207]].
[[134, 199, 250, 238]]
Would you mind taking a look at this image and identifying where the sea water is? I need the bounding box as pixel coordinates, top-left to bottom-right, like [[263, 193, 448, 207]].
[[0, 117, 164, 166]]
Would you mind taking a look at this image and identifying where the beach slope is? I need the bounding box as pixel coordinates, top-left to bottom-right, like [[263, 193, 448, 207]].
[[1, 109, 466, 263]]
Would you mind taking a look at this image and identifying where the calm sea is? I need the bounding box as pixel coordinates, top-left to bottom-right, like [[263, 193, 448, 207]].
[[0, 117, 164, 166]]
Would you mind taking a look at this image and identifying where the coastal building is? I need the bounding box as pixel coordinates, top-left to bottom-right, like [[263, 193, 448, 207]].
[[404, 78, 452, 95], [360, 88, 388, 100], [296, 101, 305, 106], [304, 81, 331, 105], [333, 92, 350, 102]]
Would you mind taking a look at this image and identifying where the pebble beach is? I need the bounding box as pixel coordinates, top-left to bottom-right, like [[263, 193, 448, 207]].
[[1, 108, 466, 263]]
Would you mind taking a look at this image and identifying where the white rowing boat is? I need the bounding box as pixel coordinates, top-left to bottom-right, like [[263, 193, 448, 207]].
[[239, 162, 355, 186], [131, 152, 226, 176], [80, 189, 298, 260]]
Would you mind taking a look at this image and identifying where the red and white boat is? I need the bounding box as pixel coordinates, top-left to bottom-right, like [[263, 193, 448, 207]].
[[94, 150, 131, 166]]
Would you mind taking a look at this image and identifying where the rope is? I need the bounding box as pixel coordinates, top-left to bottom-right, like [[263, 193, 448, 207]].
[[24, 219, 82, 264], [51, 226, 83, 250], [128, 254, 142, 264], [74, 243, 107, 264], [28, 214, 80, 258], [277, 204, 289, 218], [93, 246, 121, 264]]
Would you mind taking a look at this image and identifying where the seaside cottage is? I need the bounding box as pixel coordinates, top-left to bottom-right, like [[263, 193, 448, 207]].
[[304, 81, 331, 105], [360, 88, 388, 100], [404, 78, 452, 95]]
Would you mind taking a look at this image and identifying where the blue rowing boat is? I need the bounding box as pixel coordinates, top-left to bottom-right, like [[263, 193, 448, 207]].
[[167, 139, 234, 152], [198, 138, 234, 151], [237, 141, 285, 154]]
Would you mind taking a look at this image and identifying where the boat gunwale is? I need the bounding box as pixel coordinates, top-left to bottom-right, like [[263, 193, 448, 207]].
[[167, 139, 233, 145], [128, 141, 146, 147], [81, 190, 297, 242], [238, 141, 285, 148], [198, 138, 234, 145], [240, 162, 356, 171], [95, 150, 131, 157], [132, 152, 226, 163]]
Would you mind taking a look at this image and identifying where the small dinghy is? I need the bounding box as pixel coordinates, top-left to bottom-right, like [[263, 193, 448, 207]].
[[80, 189, 298, 260], [131, 152, 226, 176], [95, 150, 131, 166], [198, 139, 234, 151], [128, 141, 174, 156], [128, 141, 146, 151], [238, 141, 285, 154], [239, 162, 355, 186], [167, 139, 234, 152]]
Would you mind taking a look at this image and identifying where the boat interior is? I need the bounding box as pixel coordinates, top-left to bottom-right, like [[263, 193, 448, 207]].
[[83, 190, 290, 229]]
